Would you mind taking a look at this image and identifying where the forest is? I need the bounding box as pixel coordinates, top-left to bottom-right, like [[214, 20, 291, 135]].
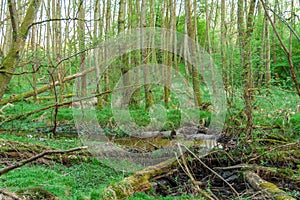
[[0, 0, 299, 199]]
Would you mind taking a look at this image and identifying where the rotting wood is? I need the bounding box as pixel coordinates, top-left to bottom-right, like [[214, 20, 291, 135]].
[[101, 158, 179, 200], [245, 171, 296, 200]]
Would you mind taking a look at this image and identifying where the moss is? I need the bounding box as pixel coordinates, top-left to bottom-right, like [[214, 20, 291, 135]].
[[259, 182, 296, 200]]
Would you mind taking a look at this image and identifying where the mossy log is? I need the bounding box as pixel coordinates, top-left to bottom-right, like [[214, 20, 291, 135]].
[[245, 171, 296, 200], [101, 158, 178, 200]]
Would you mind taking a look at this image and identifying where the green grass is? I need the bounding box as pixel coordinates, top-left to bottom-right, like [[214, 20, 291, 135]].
[[0, 133, 204, 199], [127, 193, 203, 200], [0, 161, 123, 200], [2, 70, 300, 199], [0, 133, 80, 150]]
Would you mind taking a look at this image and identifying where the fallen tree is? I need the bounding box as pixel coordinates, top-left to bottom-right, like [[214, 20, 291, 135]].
[[101, 158, 179, 200], [0, 67, 95, 106], [245, 170, 296, 200], [0, 90, 111, 125]]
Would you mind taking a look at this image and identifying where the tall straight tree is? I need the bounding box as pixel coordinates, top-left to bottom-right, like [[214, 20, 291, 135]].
[[185, 0, 201, 107], [141, 0, 153, 110], [238, 0, 256, 137], [78, 0, 86, 96], [221, 0, 229, 103], [264, 0, 271, 85], [103, 0, 111, 102], [118, 0, 130, 105]]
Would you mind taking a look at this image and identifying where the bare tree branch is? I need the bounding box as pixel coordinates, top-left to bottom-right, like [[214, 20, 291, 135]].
[[267, 6, 300, 43], [28, 17, 102, 29], [0, 146, 88, 176]]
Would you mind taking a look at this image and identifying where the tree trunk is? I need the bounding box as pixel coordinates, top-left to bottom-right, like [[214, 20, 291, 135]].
[[186, 0, 201, 107], [141, 0, 153, 110], [221, 0, 230, 103], [0, 0, 42, 99], [238, 0, 256, 138], [264, 0, 271, 85], [78, 0, 86, 97], [103, 0, 111, 102], [261, 0, 300, 96]]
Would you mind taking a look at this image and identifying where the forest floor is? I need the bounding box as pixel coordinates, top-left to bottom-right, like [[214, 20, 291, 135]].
[[0, 128, 299, 200], [0, 85, 299, 199]]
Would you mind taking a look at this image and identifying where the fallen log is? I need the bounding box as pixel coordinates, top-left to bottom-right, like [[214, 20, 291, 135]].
[[101, 157, 178, 200], [245, 171, 296, 200]]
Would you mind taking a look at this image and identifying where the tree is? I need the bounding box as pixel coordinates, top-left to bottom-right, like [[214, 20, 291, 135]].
[[264, 0, 271, 85], [185, 0, 201, 107], [261, 0, 300, 96], [141, 0, 153, 110], [0, 0, 42, 99], [238, 0, 256, 137], [78, 0, 86, 96]]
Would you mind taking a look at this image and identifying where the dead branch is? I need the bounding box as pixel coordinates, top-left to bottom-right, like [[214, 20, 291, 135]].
[[182, 144, 240, 199], [248, 142, 299, 163], [177, 145, 214, 200], [0, 90, 111, 125], [0, 103, 14, 114], [0, 146, 87, 176]]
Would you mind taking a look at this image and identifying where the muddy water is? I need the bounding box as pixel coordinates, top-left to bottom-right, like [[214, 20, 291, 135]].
[[111, 135, 218, 152]]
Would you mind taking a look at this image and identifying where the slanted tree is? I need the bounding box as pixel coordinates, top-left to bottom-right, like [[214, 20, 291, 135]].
[[0, 0, 42, 99]]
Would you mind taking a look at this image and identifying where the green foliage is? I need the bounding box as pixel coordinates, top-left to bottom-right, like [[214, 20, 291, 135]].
[[127, 192, 202, 200], [289, 113, 300, 137], [0, 162, 122, 200]]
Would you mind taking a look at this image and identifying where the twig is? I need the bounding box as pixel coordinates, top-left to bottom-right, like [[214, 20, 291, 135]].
[[181, 144, 240, 199], [214, 164, 251, 171], [0, 146, 87, 176]]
